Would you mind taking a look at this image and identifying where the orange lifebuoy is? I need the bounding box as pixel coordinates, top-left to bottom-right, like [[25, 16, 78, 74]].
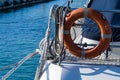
[[63, 8, 112, 59]]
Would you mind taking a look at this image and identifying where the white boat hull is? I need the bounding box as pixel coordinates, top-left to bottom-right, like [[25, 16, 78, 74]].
[[40, 61, 120, 80]]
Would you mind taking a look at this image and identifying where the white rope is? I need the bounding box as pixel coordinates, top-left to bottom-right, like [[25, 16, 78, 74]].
[[34, 5, 59, 80], [1, 51, 38, 80]]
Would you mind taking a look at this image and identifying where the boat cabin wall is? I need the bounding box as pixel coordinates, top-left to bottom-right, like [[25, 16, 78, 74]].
[[88, 0, 120, 26]]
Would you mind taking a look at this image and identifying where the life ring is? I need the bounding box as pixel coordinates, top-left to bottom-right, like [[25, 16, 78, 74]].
[[63, 8, 112, 59]]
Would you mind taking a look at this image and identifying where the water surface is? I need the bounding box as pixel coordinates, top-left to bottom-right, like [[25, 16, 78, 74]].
[[0, 0, 86, 79]]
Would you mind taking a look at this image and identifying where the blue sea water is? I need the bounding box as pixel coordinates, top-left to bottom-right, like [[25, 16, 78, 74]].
[[0, 0, 86, 80]]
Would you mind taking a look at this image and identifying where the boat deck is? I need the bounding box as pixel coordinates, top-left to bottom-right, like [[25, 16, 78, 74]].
[[40, 60, 120, 80]]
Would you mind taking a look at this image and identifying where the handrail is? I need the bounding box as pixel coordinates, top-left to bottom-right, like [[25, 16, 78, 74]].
[[111, 25, 120, 28], [76, 43, 120, 48], [98, 10, 120, 13]]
